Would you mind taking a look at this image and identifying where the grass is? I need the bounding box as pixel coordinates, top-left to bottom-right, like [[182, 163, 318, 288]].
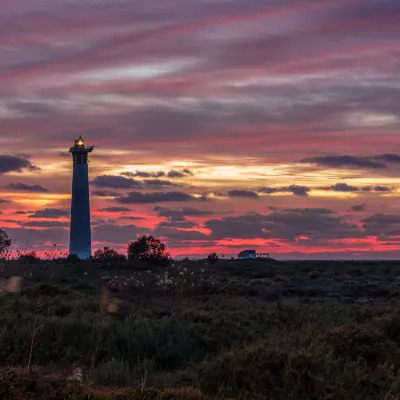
[[1, 258, 400, 399]]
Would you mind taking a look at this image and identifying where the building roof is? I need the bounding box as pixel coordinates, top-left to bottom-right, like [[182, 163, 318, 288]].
[[238, 249, 256, 254]]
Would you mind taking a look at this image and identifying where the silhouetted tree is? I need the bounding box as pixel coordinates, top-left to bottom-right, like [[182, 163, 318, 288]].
[[127, 235, 170, 266], [18, 251, 40, 264], [0, 229, 12, 258], [207, 252, 219, 265], [93, 247, 125, 262], [65, 253, 79, 264]]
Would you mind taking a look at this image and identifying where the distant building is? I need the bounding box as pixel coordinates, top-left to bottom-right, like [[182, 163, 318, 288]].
[[237, 249, 271, 259], [238, 249, 257, 259]]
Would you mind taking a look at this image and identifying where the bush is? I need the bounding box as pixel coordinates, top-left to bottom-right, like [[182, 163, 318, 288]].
[[92, 358, 154, 387], [321, 325, 400, 366], [0, 229, 12, 258], [18, 251, 40, 264], [206, 253, 218, 265], [64, 253, 79, 264], [105, 315, 207, 369], [92, 247, 126, 263], [193, 330, 398, 400], [0, 368, 83, 400], [128, 235, 170, 266], [157, 387, 203, 400], [92, 359, 136, 387]]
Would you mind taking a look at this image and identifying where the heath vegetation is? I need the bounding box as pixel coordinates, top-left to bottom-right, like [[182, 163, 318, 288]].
[[1, 229, 400, 399]]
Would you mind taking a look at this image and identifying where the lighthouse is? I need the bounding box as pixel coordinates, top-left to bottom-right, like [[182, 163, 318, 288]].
[[69, 136, 94, 259]]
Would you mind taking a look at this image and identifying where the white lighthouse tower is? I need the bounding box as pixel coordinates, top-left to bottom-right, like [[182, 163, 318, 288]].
[[69, 136, 94, 259]]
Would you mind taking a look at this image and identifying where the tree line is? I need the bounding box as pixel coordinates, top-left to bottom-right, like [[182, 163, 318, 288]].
[[0, 229, 219, 265]]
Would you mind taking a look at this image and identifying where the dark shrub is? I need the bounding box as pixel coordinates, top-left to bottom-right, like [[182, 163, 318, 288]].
[[127, 235, 170, 266]]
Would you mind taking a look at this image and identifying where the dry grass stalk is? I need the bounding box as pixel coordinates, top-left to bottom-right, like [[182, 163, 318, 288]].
[[27, 318, 44, 377]]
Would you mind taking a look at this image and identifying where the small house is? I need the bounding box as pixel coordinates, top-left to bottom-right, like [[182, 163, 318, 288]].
[[238, 249, 257, 259]]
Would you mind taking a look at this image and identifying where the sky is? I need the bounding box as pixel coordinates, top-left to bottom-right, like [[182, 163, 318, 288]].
[[0, 0, 399, 260]]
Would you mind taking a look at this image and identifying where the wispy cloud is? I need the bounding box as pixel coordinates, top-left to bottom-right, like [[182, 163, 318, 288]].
[[7, 183, 50, 193]]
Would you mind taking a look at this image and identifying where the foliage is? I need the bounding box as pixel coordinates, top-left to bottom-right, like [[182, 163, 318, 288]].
[[18, 251, 40, 264], [0, 368, 83, 400], [127, 235, 170, 266], [206, 252, 218, 265], [2, 260, 400, 398], [92, 247, 126, 263], [92, 359, 136, 387], [0, 229, 12, 257], [193, 329, 398, 400], [92, 358, 154, 387], [65, 253, 79, 263]]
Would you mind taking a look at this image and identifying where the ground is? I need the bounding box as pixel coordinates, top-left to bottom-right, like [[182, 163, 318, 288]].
[[1, 258, 400, 399]]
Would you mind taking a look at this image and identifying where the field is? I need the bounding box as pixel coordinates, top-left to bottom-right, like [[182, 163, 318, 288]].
[[1, 258, 400, 399]]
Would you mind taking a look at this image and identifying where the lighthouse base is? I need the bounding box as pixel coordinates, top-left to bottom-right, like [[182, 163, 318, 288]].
[[70, 250, 92, 260], [69, 163, 92, 260]]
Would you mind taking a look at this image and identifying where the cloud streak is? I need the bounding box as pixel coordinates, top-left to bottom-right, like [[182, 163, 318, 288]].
[[7, 183, 50, 193]]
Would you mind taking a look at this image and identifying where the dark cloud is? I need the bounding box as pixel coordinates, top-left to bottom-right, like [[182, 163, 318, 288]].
[[92, 175, 141, 189], [374, 185, 393, 192], [0, 199, 10, 203], [115, 191, 205, 204], [23, 220, 70, 228], [0, 155, 40, 175], [92, 190, 120, 197], [93, 175, 180, 189], [320, 183, 359, 192], [100, 207, 132, 212], [152, 226, 208, 241], [350, 204, 367, 212], [92, 223, 147, 245], [258, 185, 310, 197], [259, 187, 279, 194], [167, 215, 187, 222], [374, 154, 400, 163], [227, 190, 259, 198], [14, 210, 33, 214], [121, 171, 165, 178], [167, 169, 193, 178], [153, 206, 215, 217], [7, 183, 50, 192], [142, 179, 179, 188], [168, 240, 217, 249], [117, 215, 145, 220], [284, 208, 336, 215], [361, 186, 372, 191], [362, 213, 400, 237], [5, 227, 69, 247], [286, 185, 310, 197], [361, 185, 393, 192], [205, 208, 361, 241], [157, 220, 199, 229], [28, 208, 70, 218], [300, 155, 386, 169]]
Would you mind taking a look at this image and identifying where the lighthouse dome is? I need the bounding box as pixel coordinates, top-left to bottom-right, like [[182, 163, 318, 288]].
[[75, 136, 85, 146]]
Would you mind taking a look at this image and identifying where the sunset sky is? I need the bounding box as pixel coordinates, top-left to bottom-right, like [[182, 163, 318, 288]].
[[0, 0, 399, 259]]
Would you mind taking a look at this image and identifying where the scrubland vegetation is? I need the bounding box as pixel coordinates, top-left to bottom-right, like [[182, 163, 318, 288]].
[[1, 232, 400, 399]]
